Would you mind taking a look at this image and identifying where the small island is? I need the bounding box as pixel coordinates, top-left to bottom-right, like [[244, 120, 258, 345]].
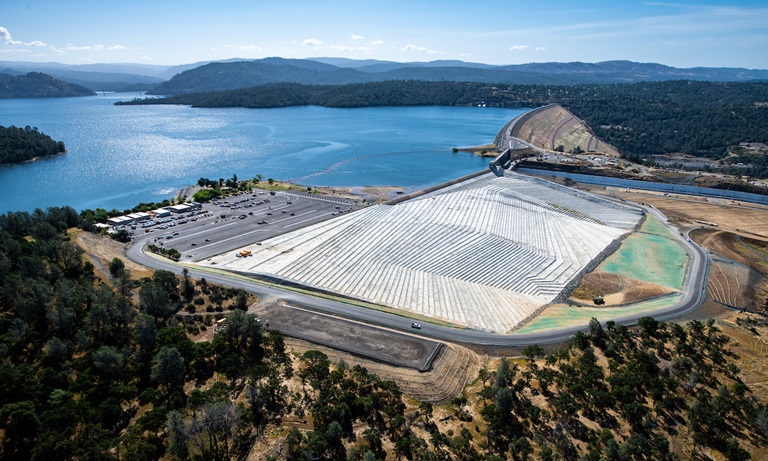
[[0, 125, 66, 164]]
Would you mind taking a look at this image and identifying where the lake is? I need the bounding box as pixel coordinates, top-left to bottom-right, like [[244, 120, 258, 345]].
[[0, 93, 526, 213]]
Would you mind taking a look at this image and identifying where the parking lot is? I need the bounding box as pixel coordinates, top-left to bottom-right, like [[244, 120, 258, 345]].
[[143, 190, 360, 262]]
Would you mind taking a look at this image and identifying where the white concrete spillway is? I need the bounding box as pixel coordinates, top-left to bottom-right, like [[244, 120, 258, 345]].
[[198, 173, 642, 333]]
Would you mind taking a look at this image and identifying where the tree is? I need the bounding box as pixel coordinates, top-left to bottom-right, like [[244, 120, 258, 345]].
[[108, 257, 125, 278], [496, 358, 511, 388], [235, 290, 248, 310], [638, 316, 660, 338], [135, 314, 157, 352], [151, 346, 186, 390], [588, 318, 606, 348], [522, 345, 544, 367], [92, 346, 125, 381], [298, 350, 331, 392], [0, 400, 39, 459], [153, 269, 179, 297], [182, 268, 195, 302], [112, 229, 131, 243], [187, 401, 241, 461], [140, 282, 172, 319], [166, 410, 189, 460]]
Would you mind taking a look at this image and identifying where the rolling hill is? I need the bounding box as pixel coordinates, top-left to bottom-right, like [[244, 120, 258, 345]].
[[4, 57, 768, 94], [149, 57, 768, 95], [0, 72, 95, 98]]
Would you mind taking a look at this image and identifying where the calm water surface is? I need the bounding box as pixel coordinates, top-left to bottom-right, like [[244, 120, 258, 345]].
[[0, 93, 526, 212]]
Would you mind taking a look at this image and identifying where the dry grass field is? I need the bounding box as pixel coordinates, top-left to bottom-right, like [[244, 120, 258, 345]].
[[594, 187, 768, 240], [74, 229, 154, 280]]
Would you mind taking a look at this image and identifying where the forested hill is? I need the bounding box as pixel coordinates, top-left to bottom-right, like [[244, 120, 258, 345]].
[[0, 125, 66, 164], [148, 57, 768, 95], [122, 81, 495, 108], [0, 72, 95, 98], [118, 80, 768, 159]]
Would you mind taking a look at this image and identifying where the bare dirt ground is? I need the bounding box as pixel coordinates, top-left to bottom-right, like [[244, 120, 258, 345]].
[[689, 229, 768, 312], [73, 230, 153, 280], [571, 271, 673, 306], [589, 187, 768, 241], [577, 186, 768, 313], [337, 185, 408, 203], [692, 229, 768, 271], [250, 301, 442, 371], [706, 257, 763, 310]]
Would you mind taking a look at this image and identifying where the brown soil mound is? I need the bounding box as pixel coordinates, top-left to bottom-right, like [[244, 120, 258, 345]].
[[571, 271, 675, 306], [691, 229, 768, 274], [691, 229, 768, 312], [707, 259, 764, 310]]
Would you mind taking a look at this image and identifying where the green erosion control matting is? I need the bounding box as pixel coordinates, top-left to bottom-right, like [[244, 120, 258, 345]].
[[599, 215, 688, 290]]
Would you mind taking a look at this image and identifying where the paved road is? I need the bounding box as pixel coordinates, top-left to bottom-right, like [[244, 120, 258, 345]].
[[127, 194, 709, 347]]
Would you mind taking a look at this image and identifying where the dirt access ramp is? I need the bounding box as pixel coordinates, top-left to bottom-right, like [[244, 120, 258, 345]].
[[512, 104, 619, 156]]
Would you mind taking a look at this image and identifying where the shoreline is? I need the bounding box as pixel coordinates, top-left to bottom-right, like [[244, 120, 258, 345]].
[[172, 181, 410, 206]]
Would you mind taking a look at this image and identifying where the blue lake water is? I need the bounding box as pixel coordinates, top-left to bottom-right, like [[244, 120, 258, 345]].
[[0, 93, 526, 213]]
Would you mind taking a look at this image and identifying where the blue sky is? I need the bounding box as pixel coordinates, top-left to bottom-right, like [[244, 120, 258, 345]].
[[2, 1, 767, 68]]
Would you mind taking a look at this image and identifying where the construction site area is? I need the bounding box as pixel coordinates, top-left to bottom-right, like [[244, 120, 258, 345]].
[[196, 172, 644, 333]]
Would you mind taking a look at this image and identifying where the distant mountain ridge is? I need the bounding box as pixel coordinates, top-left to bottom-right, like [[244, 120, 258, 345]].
[[149, 58, 768, 95], [0, 72, 95, 98], [2, 57, 767, 94]]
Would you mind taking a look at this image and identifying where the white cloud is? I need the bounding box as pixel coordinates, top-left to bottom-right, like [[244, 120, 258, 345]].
[[218, 45, 262, 52], [0, 26, 16, 44], [370, 40, 384, 46], [535, 46, 547, 51], [0, 26, 46, 47], [330, 44, 373, 52], [351, 35, 365, 41], [301, 38, 323, 47], [64, 43, 127, 52], [401, 43, 438, 54], [509, 45, 529, 51]]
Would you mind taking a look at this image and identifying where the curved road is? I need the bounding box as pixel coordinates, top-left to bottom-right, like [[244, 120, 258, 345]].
[[127, 196, 709, 347]]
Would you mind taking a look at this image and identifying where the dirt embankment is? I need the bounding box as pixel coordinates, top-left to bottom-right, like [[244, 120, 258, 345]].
[[691, 229, 768, 311], [587, 186, 768, 312], [74, 230, 153, 280], [512, 104, 619, 157], [572, 272, 673, 306]]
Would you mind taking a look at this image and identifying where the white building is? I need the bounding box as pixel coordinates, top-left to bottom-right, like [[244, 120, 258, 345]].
[[152, 208, 172, 218]]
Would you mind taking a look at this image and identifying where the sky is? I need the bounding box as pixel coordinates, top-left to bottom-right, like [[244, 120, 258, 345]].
[[1, 0, 767, 69]]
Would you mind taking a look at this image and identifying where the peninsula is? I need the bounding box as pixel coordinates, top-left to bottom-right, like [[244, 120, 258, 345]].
[[0, 125, 66, 164]]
